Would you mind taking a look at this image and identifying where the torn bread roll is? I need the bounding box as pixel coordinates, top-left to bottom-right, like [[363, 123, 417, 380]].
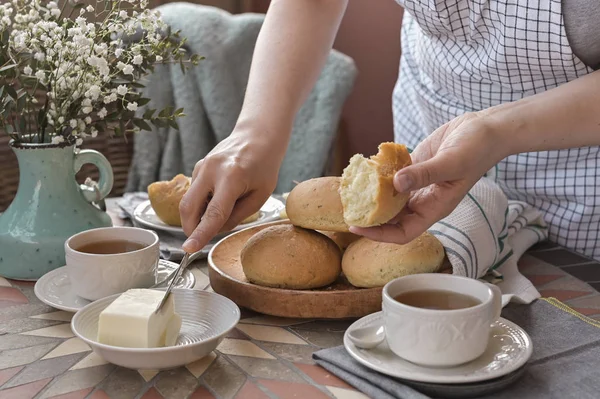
[[147, 174, 191, 227], [339, 142, 412, 227], [342, 232, 445, 288], [241, 211, 260, 224], [148, 174, 261, 227], [285, 177, 349, 232], [240, 225, 342, 289]]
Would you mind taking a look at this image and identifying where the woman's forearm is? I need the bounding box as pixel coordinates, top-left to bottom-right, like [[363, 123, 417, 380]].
[[234, 0, 348, 149], [482, 69, 600, 157]]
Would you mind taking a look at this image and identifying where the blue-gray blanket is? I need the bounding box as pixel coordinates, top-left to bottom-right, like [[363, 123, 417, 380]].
[[126, 3, 357, 193]]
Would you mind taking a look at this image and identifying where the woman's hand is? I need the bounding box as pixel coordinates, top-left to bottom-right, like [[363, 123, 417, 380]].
[[179, 128, 285, 253], [350, 112, 507, 244]]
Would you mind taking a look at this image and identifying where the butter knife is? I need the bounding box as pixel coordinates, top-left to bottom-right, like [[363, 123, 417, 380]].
[[154, 252, 190, 313]]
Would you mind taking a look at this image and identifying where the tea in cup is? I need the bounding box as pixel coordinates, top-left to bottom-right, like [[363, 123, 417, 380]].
[[65, 227, 159, 301], [382, 273, 502, 367]]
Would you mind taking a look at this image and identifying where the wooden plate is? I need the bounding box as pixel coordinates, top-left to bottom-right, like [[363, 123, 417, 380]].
[[208, 220, 383, 319]]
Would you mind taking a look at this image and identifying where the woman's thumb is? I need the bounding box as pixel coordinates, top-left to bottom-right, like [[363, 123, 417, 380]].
[[394, 158, 455, 193]]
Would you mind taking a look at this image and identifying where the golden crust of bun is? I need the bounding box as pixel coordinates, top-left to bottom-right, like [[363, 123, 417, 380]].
[[147, 174, 191, 226], [318, 231, 360, 252], [339, 142, 411, 227], [342, 232, 445, 288], [241, 225, 342, 289], [241, 211, 260, 224], [285, 177, 350, 232]]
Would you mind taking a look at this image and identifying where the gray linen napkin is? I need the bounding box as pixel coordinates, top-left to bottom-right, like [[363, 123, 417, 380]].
[[116, 192, 212, 261], [314, 299, 600, 399]]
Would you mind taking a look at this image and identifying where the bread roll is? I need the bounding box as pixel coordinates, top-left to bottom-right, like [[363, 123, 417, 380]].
[[285, 177, 349, 232], [147, 174, 191, 226], [241, 211, 260, 224], [342, 232, 445, 288], [319, 231, 360, 251], [340, 142, 412, 227], [241, 225, 342, 289]]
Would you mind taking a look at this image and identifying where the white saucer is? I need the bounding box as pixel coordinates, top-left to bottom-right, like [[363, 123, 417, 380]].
[[72, 289, 240, 370], [133, 196, 285, 238], [344, 312, 533, 384], [34, 260, 196, 313]]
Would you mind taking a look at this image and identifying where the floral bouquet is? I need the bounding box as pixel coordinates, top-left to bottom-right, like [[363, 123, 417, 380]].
[[0, 0, 200, 146]]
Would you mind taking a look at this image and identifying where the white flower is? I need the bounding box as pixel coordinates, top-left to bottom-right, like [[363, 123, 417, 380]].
[[82, 107, 93, 114], [84, 117, 92, 124], [50, 8, 60, 18], [86, 5, 94, 13], [76, 138, 83, 146], [23, 66, 32, 75], [114, 48, 123, 58], [97, 108, 108, 119], [35, 70, 45, 81], [103, 93, 117, 104], [133, 54, 143, 65], [117, 85, 128, 96], [34, 52, 45, 62], [127, 102, 138, 111], [123, 64, 134, 75], [70, 119, 77, 128], [155, 55, 163, 62], [85, 85, 101, 100], [91, 128, 98, 138], [82, 99, 92, 107], [58, 117, 64, 124], [51, 136, 65, 145]]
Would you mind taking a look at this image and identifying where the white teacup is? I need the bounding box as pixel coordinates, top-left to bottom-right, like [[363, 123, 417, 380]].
[[382, 273, 502, 367], [65, 227, 159, 301]]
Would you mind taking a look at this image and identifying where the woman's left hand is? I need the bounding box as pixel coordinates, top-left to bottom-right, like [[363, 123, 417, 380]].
[[350, 112, 507, 244]]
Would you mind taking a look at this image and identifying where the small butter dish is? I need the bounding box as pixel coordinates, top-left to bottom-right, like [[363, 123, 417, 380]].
[[71, 289, 240, 370]]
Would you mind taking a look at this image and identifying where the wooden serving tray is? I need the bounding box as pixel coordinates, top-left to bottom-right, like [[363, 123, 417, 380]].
[[208, 220, 383, 319]]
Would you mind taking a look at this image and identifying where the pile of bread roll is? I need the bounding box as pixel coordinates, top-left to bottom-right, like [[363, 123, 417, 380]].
[[241, 143, 446, 290]]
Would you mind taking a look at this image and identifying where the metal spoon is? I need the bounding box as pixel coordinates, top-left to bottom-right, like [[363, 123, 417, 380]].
[[348, 323, 385, 349]]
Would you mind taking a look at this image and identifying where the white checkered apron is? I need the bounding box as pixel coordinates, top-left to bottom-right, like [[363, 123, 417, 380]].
[[392, 0, 600, 260]]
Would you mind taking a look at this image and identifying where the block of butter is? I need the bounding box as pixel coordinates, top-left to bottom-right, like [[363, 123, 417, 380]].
[[97, 289, 182, 348]]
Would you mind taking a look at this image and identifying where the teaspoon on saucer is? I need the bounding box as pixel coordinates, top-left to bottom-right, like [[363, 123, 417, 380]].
[[348, 323, 385, 349]]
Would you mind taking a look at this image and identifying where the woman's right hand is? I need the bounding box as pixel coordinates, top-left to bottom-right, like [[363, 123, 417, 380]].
[[179, 126, 285, 254], [176, 0, 348, 254]]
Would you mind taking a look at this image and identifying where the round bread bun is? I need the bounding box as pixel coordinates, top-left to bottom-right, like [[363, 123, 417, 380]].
[[319, 231, 360, 251], [340, 142, 412, 227], [241, 225, 342, 289], [342, 232, 445, 288], [241, 211, 260, 224], [286, 177, 349, 232], [147, 174, 191, 226]]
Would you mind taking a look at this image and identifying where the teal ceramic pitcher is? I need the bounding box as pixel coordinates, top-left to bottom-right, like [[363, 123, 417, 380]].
[[0, 139, 114, 280]]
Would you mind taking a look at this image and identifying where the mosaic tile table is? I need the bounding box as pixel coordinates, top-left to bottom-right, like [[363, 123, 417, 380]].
[[1, 200, 600, 399]]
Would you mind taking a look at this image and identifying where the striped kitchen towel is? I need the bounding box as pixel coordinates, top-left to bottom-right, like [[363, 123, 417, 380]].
[[430, 177, 548, 304]]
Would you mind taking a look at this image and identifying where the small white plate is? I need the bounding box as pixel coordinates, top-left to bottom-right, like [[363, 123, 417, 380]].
[[133, 196, 286, 238], [72, 289, 240, 370], [34, 260, 196, 313], [344, 312, 533, 384]]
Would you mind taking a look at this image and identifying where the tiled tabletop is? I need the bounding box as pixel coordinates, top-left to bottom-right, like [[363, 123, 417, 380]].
[[1, 202, 600, 399]]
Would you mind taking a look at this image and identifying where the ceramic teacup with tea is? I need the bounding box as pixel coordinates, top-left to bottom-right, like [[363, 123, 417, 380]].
[[382, 273, 502, 367], [65, 227, 159, 301]]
